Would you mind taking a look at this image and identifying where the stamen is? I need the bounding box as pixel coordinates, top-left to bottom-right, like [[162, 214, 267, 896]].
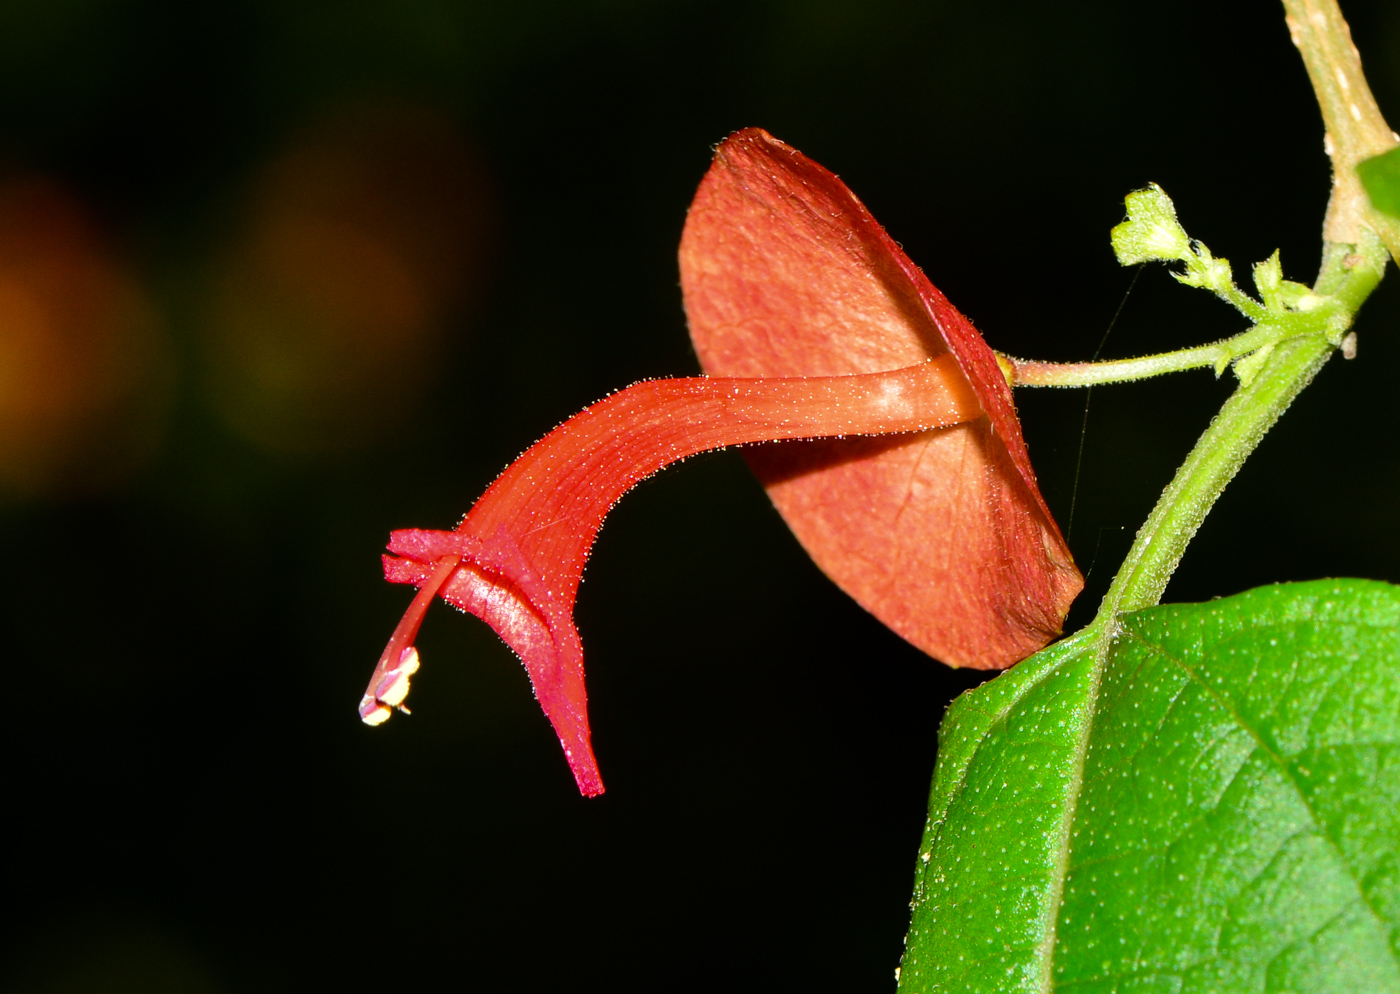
[[358, 556, 459, 725]]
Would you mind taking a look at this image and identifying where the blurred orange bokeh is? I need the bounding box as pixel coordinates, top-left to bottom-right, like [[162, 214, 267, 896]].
[[0, 180, 170, 499], [204, 104, 493, 455]]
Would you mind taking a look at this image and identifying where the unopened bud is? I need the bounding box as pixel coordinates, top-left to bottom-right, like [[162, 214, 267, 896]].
[[1253, 251, 1283, 310], [1111, 184, 1192, 266]]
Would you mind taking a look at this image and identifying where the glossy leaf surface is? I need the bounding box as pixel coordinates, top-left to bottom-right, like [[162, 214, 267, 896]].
[[900, 579, 1400, 993], [680, 129, 1082, 669]]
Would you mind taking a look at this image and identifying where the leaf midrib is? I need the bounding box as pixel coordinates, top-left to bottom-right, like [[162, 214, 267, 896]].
[[1030, 623, 1115, 994]]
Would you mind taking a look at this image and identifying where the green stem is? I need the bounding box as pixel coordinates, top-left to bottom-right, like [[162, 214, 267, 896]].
[[1215, 280, 1270, 323], [1100, 336, 1330, 611], [902, 6, 1392, 989], [1078, 0, 1400, 608], [1094, 236, 1385, 621], [1006, 324, 1280, 388]]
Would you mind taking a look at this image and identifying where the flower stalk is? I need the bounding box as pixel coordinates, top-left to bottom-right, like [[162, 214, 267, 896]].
[[1005, 324, 1287, 388], [1004, 179, 1360, 391]]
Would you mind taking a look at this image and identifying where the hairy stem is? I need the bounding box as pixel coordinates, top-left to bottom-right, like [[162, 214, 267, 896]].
[[902, 6, 1392, 989], [1060, 0, 1396, 620], [1095, 235, 1385, 622], [1006, 324, 1279, 388]]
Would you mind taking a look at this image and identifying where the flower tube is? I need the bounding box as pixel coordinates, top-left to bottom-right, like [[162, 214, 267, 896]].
[[362, 356, 980, 796]]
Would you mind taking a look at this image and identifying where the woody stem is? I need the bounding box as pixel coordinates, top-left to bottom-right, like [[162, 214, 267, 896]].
[[1281, 0, 1400, 259]]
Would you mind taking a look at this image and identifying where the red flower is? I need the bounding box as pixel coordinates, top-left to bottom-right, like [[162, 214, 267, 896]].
[[360, 129, 1082, 797]]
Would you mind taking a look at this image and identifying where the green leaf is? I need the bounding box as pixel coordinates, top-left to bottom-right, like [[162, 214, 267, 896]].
[[899, 579, 1400, 993], [1359, 148, 1400, 220]]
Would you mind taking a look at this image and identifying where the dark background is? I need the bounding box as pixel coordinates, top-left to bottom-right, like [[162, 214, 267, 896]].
[[2, 0, 1398, 990]]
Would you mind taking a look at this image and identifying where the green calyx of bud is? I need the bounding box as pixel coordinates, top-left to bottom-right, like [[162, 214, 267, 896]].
[[1097, 186, 1367, 391], [1111, 184, 1192, 265], [1253, 250, 1284, 309], [1231, 343, 1275, 387], [1172, 240, 1235, 296], [1110, 184, 1270, 321], [1253, 250, 1317, 315]]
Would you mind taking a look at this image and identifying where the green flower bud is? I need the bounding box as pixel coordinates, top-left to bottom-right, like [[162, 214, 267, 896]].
[[1253, 250, 1283, 310], [1173, 241, 1234, 294], [1111, 184, 1192, 265]]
